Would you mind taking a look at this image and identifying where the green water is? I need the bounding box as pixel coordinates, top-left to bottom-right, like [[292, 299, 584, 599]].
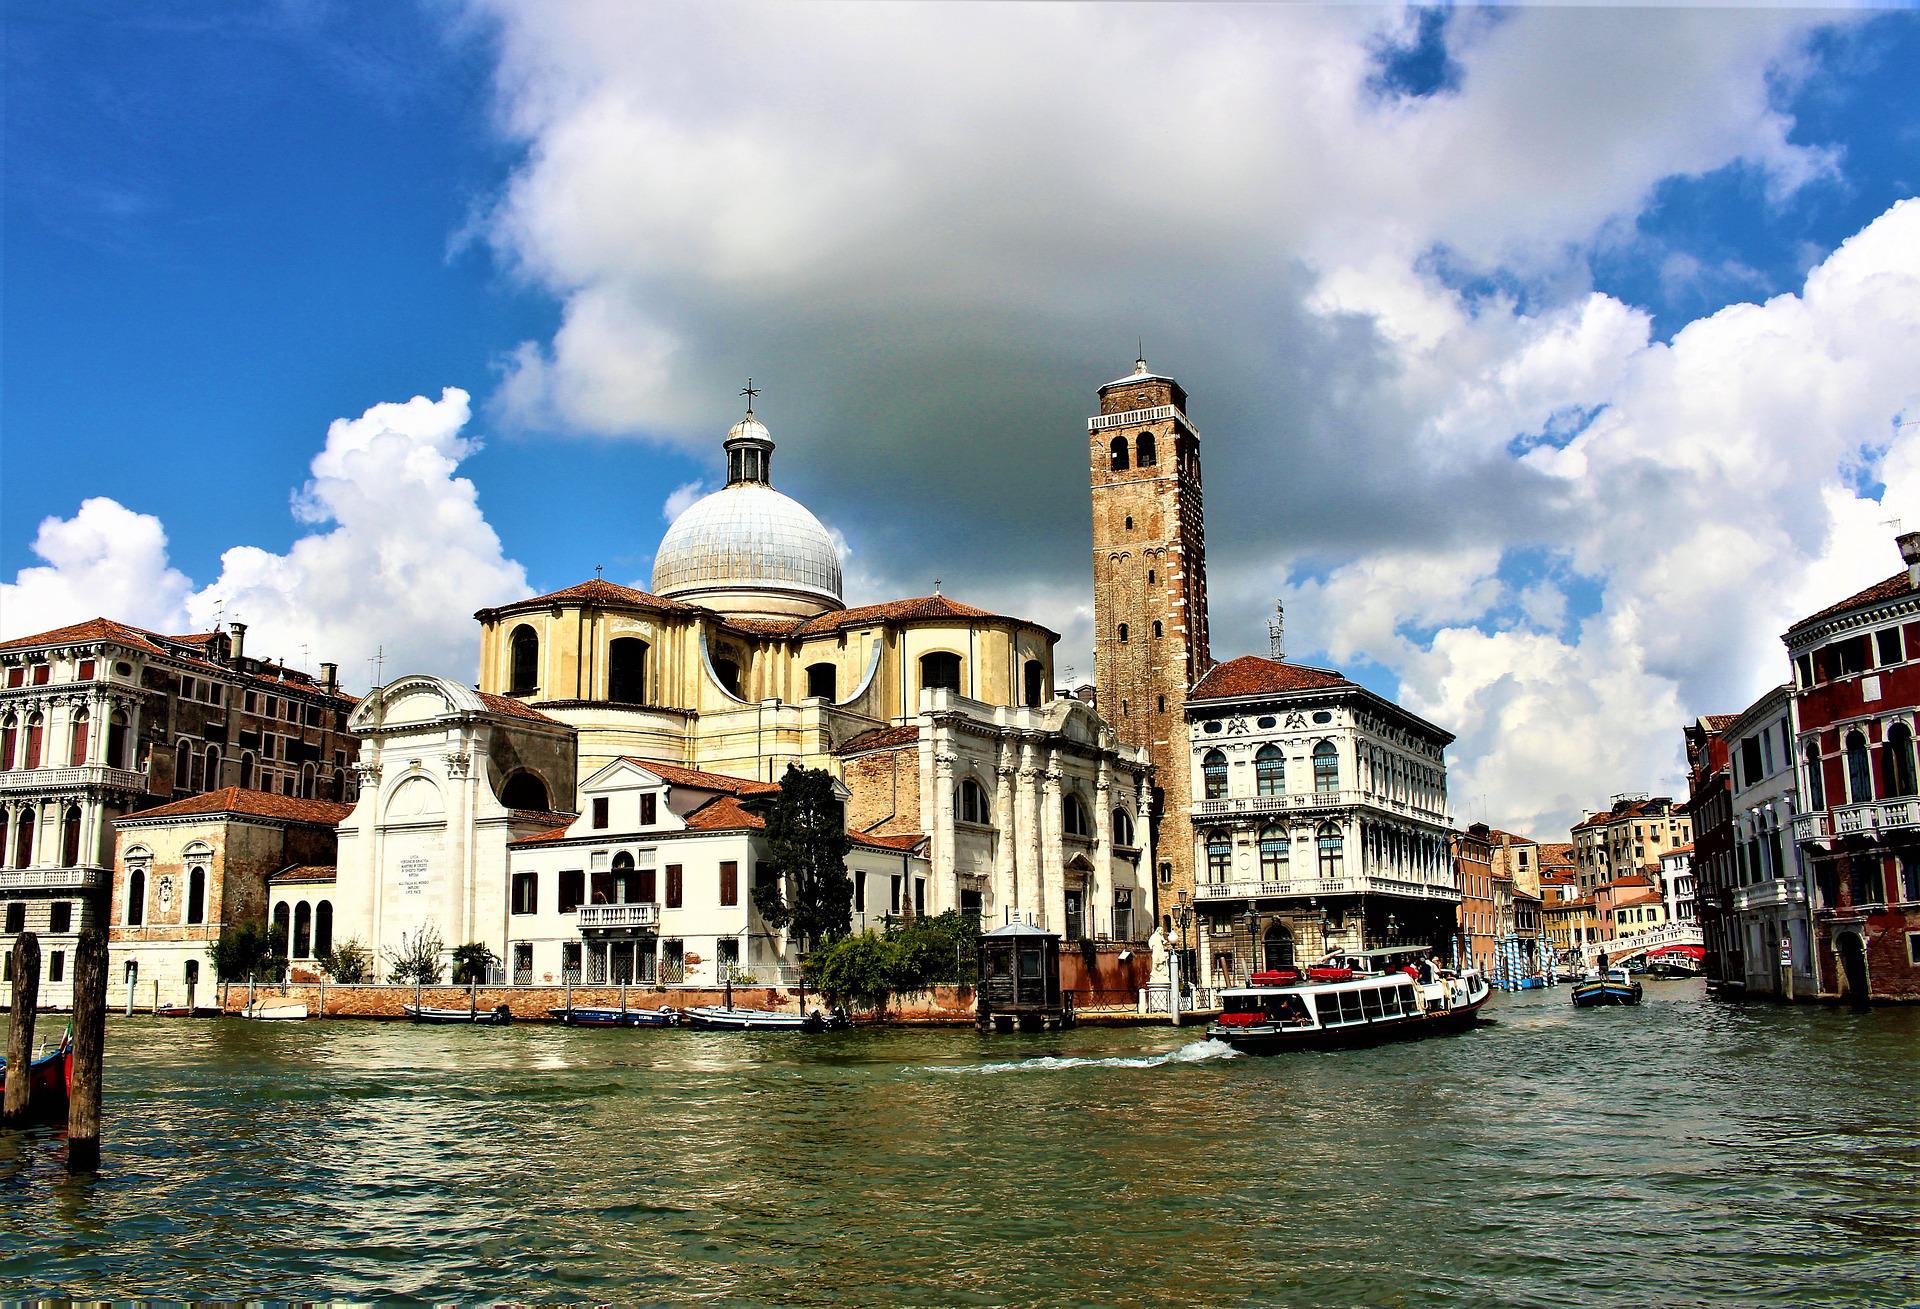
[[2, 981, 1916, 1305]]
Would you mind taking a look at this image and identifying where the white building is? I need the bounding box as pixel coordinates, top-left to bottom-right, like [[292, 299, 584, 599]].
[[1725, 683, 1814, 996], [1184, 655, 1458, 986], [1659, 843, 1697, 924]]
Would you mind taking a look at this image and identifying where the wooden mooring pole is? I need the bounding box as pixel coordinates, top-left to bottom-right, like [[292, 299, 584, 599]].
[[2, 932, 41, 1124], [68, 927, 108, 1172]]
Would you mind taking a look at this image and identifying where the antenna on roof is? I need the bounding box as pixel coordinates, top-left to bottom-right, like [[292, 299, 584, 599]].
[[1268, 600, 1286, 662], [368, 644, 386, 690]]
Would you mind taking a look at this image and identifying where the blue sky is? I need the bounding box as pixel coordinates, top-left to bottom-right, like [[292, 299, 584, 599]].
[[5, 2, 1918, 835]]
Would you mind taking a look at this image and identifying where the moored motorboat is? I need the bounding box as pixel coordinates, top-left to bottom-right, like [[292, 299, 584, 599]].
[[1570, 967, 1642, 1007], [240, 1001, 308, 1021], [404, 1003, 513, 1025], [0, 1029, 72, 1121], [1208, 950, 1490, 1054], [681, 1005, 835, 1032], [547, 1005, 677, 1027]]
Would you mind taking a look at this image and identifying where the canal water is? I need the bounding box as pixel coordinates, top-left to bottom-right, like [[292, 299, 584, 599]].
[[3, 981, 1916, 1305]]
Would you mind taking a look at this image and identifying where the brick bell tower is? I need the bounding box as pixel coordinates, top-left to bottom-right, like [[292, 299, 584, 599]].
[[1089, 356, 1212, 930]]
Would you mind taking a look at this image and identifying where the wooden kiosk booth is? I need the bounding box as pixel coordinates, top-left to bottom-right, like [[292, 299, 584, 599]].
[[976, 922, 1074, 1032]]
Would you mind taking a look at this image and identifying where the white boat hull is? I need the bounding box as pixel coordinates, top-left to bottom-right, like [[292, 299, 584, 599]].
[[241, 1003, 308, 1021]]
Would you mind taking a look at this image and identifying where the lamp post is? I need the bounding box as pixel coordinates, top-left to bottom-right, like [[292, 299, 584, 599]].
[[1242, 901, 1260, 985], [1170, 891, 1193, 1025]]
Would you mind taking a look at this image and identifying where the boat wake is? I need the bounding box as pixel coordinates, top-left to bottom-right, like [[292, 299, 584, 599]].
[[926, 1038, 1241, 1075]]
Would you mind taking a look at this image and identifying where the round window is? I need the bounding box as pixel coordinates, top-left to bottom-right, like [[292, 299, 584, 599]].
[[1312, 711, 1333, 724], [1256, 716, 1276, 729], [1203, 721, 1222, 734]]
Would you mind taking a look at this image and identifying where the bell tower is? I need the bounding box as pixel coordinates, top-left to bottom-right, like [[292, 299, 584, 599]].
[[1089, 357, 1212, 925]]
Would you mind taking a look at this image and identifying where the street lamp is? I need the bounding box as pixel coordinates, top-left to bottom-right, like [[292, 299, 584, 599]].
[[1170, 890, 1193, 1023], [1242, 900, 1260, 984]]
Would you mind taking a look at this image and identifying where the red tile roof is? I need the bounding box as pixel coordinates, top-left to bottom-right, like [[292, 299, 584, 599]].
[[683, 794, 767, 831], [118, 788, 353, 826], [1601, 874, 1655, 889], [620, 758, 782, 795], [509, 826, 574, 847], [1, 616, 173, 656], [269, 864, 337, 883], [475, 578, 700, 620], [1665, 841, 1695, 857], [792, 594, 1028, 638], [0, 618, 356, 702], [836, 725, 919, 755], [723, 616, 807, 638], [851, 829, 925, 852], [1191, 655, 1354, 700], [477, 691, 563, 723], [1790, 569, 1916, 631]]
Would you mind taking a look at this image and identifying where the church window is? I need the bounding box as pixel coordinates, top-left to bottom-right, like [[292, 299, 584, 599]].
[[127, 867, 147, 925], [1136, 432, 1157, 466], [1113, 807, 1135, 846], [919, 652, 962, 694], [1206, 830, 1231, 882], [69, 711, 89, 766], [1124, 516, 1133, 530], [1109, 436, 1129, 471], [509, 625, 539, 695], [315, 901, 333, 957], [1845, 730, 1873, 803], [1313, 741, 1340, 795], [61, 805, 81, 867], [1063, 794, 1092, 838], [187, 867, 206, 925], [293, 902, 312, 958], [806, 662, 838, 701], [1153, 621, 1163, 639], [1318, 823, 1345, 878], [956, 778, 990, 824], [1118, 624, 1129, 644], [713, 658, 742, 697], [1202, 749, 1228, 800], [1256, 745, 1285, 796], [499, 771, 550, 812], [1023, 659, 1045, 708], [608, 638, 649, 705], [1260, 826, 1290, 880]]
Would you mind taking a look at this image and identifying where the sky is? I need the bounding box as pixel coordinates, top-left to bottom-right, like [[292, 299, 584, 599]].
[[4, 1, 1919, 838]]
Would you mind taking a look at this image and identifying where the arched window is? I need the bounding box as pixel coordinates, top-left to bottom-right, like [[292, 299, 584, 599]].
[[106, 710, 129, 770], [239, 752, 255, 790], [0, 714, 15, 769], [1263, 922, 1295, 970], [11, 808, 31, 868], [1202, 749, 1228, 800], [1136, 431, 1157, 466], [1317, 823, 1344, 878], [1206, 830, 1232, 882], [712, 658, 742, 697], [1804, 743, 1825, 811], [1845, 730, 1873, 803], [300, 762, 315, 798], [1117, 623, 1129, 644], [1313, 740, 1339, 795], [185, 959, 200, 989], [805, 662, 837, 701], [127, 866, 147, 926], [60, 805, 81, 866], [956, 778, 990, 824], [1152, 620, 1163, 638], [1063, 793, 1092, 838], [1259, 825, 1290, 880], [1109, 435, 1129, 471], [332, 767, 348, 801], [272, 901, 291, 952], [499, 771, 550, 812], [23, 713, 43, 769], [315, 901, 333, 957], [1023, 660, 1045, 708], [0, 811, 8, 870], [1884, 722, 1916, 798], [919, 652, 962, 694], [608, 638, 649, 705], [509, 624, 539, 695], [205, 745, 223, 790], [1255, 744, 1285, 796], [69, 711, 90, 766], [293, 902, 312, 959], [1113, 807, 1135, 846], [174, 738, 193, 793], [186, 867, 206, 925]]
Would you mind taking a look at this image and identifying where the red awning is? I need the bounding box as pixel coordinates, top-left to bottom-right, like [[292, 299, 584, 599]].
[[1646, 944, 1705, 960]]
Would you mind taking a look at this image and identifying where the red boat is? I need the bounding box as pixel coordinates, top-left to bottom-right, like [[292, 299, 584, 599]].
[[0, 1031, 73, 1122]]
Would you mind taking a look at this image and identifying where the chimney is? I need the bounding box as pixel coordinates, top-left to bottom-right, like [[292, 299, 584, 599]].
[[228, 621, 247, 665], [320, 662, 339, 696], [1899, 530, 1920, 589]]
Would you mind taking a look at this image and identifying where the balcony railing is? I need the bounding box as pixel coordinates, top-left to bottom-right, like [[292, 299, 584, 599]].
[[1193, 874, 1455, 902], [0, 866, 110, 891], [576, 902, 659, 930], [1795, 799, 1919, 845], [0, 764, 149, 794], [1191, 788, 1448, 824], [1732, 878, 1806, 912]]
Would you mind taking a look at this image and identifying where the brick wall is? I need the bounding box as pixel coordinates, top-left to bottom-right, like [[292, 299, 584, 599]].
[[842, 745, 921, 838], [217, 980, 982, 1023]]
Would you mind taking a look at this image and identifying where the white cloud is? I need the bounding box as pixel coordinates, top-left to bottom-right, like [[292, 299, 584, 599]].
[[661, 479, 709, 522], [3, 389, 528, 689]]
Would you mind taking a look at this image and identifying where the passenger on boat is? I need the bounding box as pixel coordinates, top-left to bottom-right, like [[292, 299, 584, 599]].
[[1277, 996, 1311, 1027]]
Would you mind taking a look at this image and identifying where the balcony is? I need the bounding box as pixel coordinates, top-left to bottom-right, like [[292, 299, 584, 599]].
[[1193, 874, 1455, 903], [1795, 799, 1920, 845], [0, 866, 110, 892], [576, 902, 659, 931], [1732, 878, 1806, 912], [0, 764, 149, 795]]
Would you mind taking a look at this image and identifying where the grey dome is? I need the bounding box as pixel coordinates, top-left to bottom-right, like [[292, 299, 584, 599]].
[[651, 481, 844, 606]]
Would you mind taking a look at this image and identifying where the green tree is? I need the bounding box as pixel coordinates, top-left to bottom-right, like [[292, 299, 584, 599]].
[[451, 942, 497, 985], [809, 931, 901, 1011], [890, 910, 978, 986], [319, 939, 373, 984], [808, 912, 981, 1012], [383, 923, 445, 984], [212, 919, 287, 983], [751, 765, 853, 951]]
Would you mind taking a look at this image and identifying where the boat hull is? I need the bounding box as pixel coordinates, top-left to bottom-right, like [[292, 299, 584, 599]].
[[1212, 995, 1488, 1055], [404, 1004, 512, 1025], [0, 1038, 72, 1121], [241, 1004, 308, 1021], [1570, 981, 1642, 1007], [548, 1006, 677, 1027], [682, 1006, 823, 1032]]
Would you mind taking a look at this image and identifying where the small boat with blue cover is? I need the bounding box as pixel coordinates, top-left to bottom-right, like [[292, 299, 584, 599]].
[[1570, 966, 1642, 1007]]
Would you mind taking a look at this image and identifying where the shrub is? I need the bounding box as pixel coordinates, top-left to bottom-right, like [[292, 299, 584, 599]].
[[383, 923, 445, 984], [319, 939, 373, 984], [451, 942, 497, 985]]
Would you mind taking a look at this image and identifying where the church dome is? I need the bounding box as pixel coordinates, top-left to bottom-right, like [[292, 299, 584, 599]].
[[651, 404, 843, 616]]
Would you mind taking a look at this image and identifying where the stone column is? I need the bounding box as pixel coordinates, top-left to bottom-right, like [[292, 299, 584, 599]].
[[932, 748, 957, 914], [993, 739, 1017, 926], [1093, 759, 1113, 938], [1041, 757, 1065, 936], [1015, 736, 1042, 926]]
